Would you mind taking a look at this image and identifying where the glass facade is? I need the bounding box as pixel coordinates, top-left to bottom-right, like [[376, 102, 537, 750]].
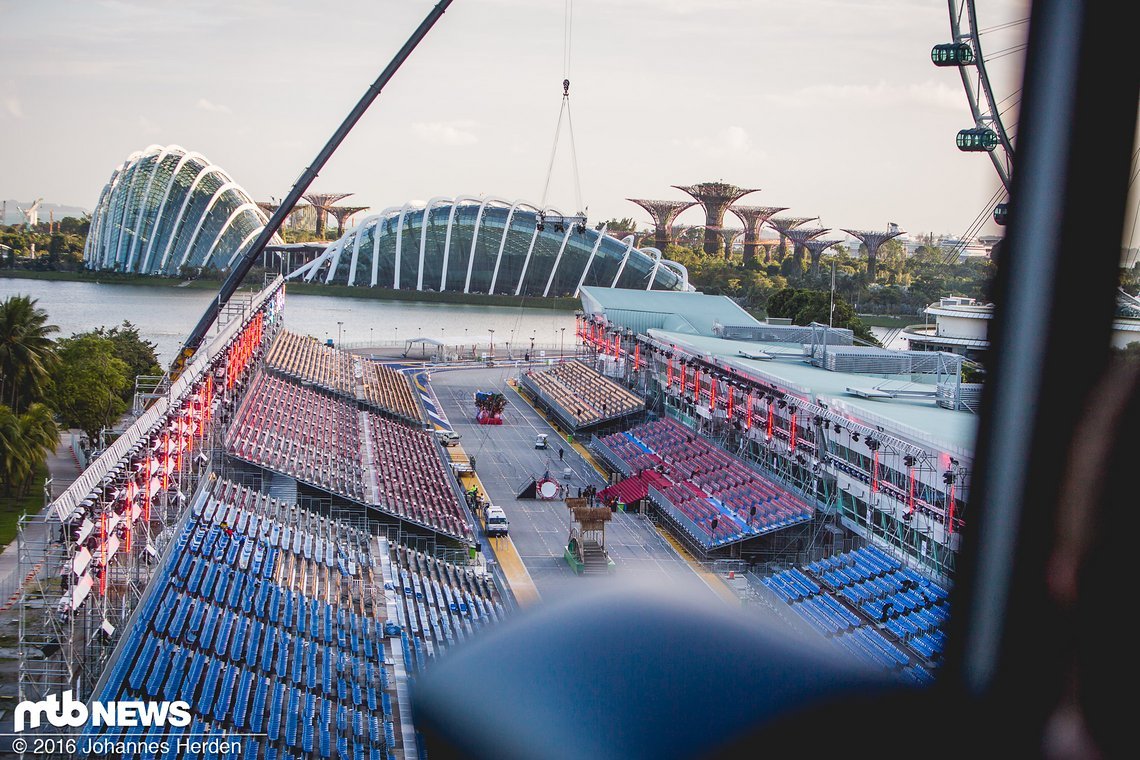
[[300, 199, 691, 296], [85, 145, 278, 276]]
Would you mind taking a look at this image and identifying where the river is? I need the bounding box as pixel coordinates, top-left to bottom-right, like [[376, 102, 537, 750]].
[[0, 279, 578, 364]]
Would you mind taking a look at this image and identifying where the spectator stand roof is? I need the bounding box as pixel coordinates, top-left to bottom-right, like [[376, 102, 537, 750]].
[[580, 286, 764, 338], [646, 329, 977, 457]]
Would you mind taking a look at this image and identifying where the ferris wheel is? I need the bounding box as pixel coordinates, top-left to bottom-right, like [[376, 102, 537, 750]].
[[933, 1, 1028, 226]]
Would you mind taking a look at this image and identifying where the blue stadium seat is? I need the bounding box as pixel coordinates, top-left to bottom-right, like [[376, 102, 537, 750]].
[[198, 658, 221, 714], [285, 687, 300, 747], [128, 633, 157, 691], [251, 677, 268, 733], [267, 682, 285, 741], [145, 644, 171, 696], [233, 668, 253, 728], [213, 663, 237, 722]]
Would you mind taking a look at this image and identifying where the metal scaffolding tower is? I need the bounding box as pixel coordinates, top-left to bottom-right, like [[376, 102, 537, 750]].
[[625, 199, 696, 252], [842, 227, 905, 281], [303, 192, 353, 237], [730, 205, 788, 268], [672, 182, 759, 255], [784, 226, 830, 269], [766, 215, 818, 261]]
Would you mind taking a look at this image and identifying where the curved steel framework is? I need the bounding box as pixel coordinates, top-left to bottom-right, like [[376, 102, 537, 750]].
[[85, 145, 280, 276], [291, 195, 691, 297], [945, 0, 1017, 192]]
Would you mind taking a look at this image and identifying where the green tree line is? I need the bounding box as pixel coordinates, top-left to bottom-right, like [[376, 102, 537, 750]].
[[0, 293, 161, 498]]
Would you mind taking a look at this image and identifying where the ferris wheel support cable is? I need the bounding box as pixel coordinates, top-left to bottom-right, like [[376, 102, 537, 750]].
[[963, 0, 1015, 184]]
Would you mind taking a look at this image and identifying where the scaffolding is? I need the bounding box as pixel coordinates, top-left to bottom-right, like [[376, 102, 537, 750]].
[[15, 278, 284, 735]]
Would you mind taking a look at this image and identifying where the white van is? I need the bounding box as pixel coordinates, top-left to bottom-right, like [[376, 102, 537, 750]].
[[436, 430, 461, 447], [485, 506, 509, 537]]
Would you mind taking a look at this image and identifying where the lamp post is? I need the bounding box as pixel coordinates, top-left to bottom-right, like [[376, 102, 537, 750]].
[[369, 327, 373, 347], [489, 328, 495, 358], [337, 321, 344, 348], [560, 327, 566, 358]]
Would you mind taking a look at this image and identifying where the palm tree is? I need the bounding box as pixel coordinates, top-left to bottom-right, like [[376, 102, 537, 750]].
[[0, 403, 59, 497], [0, 405, 26, 494], [0, 294, 59, 411]]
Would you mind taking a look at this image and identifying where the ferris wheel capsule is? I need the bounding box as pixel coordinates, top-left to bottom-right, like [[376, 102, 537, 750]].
[[956, 127, 1000, 152], [993, 203, 1009, 226], [931, 42, 975, 66]]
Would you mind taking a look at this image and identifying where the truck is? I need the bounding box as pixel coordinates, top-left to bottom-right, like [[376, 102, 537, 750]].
[[485, 506, 509, 537]]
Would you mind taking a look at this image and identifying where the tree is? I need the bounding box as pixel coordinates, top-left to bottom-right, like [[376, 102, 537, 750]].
[[0, 294, 60, 411], [600, 217, 639, 235], [49, 334, 130, 441], [93, 322, 163, 382], [0, 402, 58, 496], [766, 287, 880, 344]]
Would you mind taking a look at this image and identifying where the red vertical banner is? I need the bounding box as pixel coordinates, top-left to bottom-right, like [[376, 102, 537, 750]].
[[948, 485, 957, 534], [871, 450, 880, 493], [745, 392, 753, 430], [693, 370, 700, 404], [633, 343, 640, 370], [907, 467, 915, 514], [709, 379, 717, 412], [726, 389, 733, 419], [100, 510, 107, 596], [766, 401, 773, 441], [144, 456, 152, 521], [667, 358, 674, 386], [680, 365, 686, 394], [790, 412, 798, 452]]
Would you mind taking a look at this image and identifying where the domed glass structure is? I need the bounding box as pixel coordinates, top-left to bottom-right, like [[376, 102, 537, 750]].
[[292, 197, 691, 297], [84, 144, 278, 275]]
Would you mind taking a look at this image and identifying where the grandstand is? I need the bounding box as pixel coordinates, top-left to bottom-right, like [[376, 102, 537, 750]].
[[577, 286, 976, 580], [16, 277, 968, 759], [265, 329, 426, 425], [518, 359, 645, 432], [226, 369, 472, 541], [81, 477, 506, 759], [387, 543, 507, 666], [593, 418, 814, 552], [761, 545, 948, 685]]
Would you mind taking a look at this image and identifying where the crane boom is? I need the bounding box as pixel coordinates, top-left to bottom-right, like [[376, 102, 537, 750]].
[[168, 0, 456, 380]]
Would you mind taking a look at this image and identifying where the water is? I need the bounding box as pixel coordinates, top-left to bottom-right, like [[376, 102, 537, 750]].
[[0, 279, 577, 364]]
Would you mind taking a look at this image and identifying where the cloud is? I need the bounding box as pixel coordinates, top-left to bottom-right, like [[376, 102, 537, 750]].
[[411, 120, 478, 147], [196, 97, 231, 114], [673, 125, 767, 160], [3, 96, 23, 118]]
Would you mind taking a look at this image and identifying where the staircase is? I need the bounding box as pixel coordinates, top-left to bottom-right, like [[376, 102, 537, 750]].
[[580, 540, 611, 575]]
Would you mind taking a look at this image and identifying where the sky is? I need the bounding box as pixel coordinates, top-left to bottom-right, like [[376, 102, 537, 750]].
[[0, 0, 1030, 241]]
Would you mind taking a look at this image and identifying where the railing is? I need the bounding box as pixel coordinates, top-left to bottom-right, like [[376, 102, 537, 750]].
[[647, 484, 712, 552], [588, 435, 632, 478], [50, 278, 284, 523], [518, 369, 645, 434]]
